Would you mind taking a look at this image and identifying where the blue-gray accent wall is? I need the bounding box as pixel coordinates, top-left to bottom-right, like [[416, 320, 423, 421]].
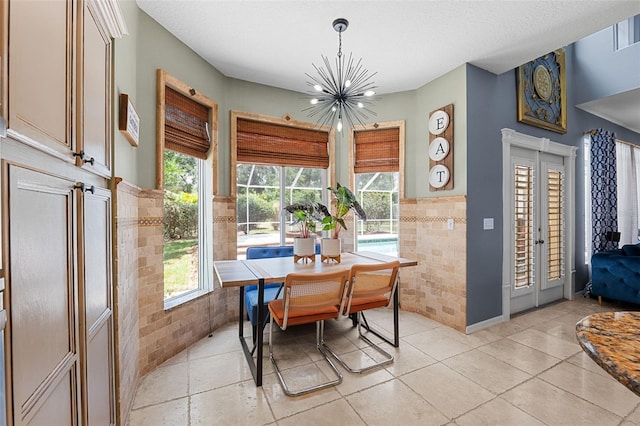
[[465, 42, 640, 325], [573, 24, 640, 105]]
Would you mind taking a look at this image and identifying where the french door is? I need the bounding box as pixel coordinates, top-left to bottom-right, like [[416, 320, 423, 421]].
[[509, 147, 566, 314]]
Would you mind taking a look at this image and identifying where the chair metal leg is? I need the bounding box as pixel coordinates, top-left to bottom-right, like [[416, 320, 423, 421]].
[[323, 311, 394, 374], [269, 319, 343, 397]]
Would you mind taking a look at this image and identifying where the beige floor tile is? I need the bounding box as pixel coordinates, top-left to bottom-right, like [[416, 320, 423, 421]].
[[260, 370, 342, 419], [565, 351, 613, 379], [502, 378, 622, 425], [127, 397, 189, 426], [127, 297, 626, 425], [189, 381, 274, 425], [132, 362, 189, 409], [443, 349, 531, 394], [484, 319, 530, 337], [477, 338, 560, 375], [623, 404, 640, 425], [384, 339, 437, 377], [403, 327, 474, 361], [347, 379, 449, 426], [532, 311, 589, 344], [401, 363, 494, 418], [189, 351, 254, 393], [539, 361, 639, 417], [507, 328, 581, 359], [277, 398, 366, 426], [455, 397, 545, 426], [188, 326, 244, 361], [316, 352, 394, 396]]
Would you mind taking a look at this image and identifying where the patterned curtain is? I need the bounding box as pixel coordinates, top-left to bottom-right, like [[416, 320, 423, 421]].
[[590, 128, 618, 253]]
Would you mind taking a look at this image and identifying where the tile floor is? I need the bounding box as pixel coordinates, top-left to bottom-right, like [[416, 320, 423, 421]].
[[128, 296, 640, 426]]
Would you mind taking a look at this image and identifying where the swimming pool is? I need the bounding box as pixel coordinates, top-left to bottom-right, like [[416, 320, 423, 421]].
[[357, 236, 398, 256]]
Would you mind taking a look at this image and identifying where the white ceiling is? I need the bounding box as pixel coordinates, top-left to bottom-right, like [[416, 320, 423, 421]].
[[137, 0, 640, 132]]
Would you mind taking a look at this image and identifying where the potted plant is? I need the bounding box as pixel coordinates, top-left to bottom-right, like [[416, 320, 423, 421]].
[[318, 183, 367, 261], [283, 202, 320, 261]]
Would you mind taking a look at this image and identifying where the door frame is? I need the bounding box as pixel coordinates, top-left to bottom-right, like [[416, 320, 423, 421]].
[[501, 128, 577, 321]]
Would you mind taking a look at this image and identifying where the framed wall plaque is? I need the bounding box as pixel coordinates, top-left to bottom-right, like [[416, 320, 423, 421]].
[[517, 49, 567, 134], [428, 104, 454, 191], [119, 93, 140, 146]]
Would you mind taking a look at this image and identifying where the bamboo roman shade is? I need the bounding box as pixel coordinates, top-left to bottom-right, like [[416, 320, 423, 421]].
[[236, 118, 329, 168], [165, 87, 210, 159], [354, 128, 399, 173]]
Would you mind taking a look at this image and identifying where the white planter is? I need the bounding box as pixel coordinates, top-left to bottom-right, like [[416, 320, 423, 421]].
[[321, 238, 341, 263], [293, 237, 315, 257], [321, 238, 341, 257]]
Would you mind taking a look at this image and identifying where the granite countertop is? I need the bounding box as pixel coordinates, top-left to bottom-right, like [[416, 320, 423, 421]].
[[576, 311, 640, 396]]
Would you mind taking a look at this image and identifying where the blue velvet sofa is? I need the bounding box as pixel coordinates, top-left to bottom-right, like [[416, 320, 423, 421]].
[[591, 243, 640, 305]]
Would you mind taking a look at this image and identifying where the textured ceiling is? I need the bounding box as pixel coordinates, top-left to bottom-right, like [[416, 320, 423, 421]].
[[137, 0, 640, 132]]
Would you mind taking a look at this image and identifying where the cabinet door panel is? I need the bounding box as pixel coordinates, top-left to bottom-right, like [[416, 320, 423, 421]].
[[81, 185, 111, 330], [9, 0, 72, 152], [80, 184, 114, 424], [26, 371, 76, 426], [87, 321, 114, 425], [6, 163, 78, 425], [80, 2, 111, 176]]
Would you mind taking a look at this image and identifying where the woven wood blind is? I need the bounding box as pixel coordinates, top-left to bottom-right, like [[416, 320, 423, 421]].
[[236, 118, 329, 168], [354, 128, 399, 173], [165, 87, 210, 159]]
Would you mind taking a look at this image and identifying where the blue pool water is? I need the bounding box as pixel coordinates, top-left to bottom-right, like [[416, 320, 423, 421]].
[[357, 237, 398, 256]]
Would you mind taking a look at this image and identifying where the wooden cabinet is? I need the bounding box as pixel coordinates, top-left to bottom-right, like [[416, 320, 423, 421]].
[[8, 0, 74, 156], [7, 0, 113, 177], [79, 185, 114, 425], [0, 0, 125, 424], [4, 163, 80, 426], [78, 1, 112, 176]]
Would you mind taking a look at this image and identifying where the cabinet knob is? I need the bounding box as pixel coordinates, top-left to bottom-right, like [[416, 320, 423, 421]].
[[84, 157, 95, 166], [74, 182, 95, 194]]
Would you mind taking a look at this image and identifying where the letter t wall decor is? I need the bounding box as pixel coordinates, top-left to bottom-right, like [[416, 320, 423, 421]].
[[516, 49, 567, 134], [428, 104, 454, 191]]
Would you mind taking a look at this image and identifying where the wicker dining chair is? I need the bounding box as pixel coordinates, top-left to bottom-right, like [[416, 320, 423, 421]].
[[268, 269, 350, 396], [324, 261, 400, 373]]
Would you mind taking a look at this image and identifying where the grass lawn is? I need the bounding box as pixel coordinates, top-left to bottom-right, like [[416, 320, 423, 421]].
[[164, 238, 198, 299]]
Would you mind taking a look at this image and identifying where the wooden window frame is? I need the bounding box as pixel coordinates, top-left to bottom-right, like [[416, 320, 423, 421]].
[[230, 110, 335, 197], [348, 120, 405, 199], [156, 69, 218, 191]]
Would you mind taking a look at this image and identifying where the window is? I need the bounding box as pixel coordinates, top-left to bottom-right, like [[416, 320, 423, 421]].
[[615, 140, 640, 244], [232, 111, 333, 257], [351, 121, 404, 256], [157, 70, 218, 305], [584, 137, 640, 262], [514, 164, 535, 288], [615, 14, 640, 50]]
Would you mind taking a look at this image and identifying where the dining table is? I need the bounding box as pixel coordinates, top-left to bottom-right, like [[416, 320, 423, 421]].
[[213, 251, 417, 386], [576, 311, 640, 396]]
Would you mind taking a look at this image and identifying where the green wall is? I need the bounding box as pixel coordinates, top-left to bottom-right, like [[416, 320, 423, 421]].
[[114, 3, 468, 200], [415, 65, 467, 198]]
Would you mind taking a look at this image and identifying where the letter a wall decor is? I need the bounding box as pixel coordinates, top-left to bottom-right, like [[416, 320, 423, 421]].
[[428, 104, 454, 191]]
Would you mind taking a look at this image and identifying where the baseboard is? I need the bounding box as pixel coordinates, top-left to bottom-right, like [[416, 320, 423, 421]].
[[465, 314, 505, 334]]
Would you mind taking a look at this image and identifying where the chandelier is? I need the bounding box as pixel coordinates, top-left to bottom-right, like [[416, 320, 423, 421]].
[[305, 18, 377, 132]]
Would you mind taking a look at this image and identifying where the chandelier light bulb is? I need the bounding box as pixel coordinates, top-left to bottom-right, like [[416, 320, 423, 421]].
[[303, 18, 378, 131]]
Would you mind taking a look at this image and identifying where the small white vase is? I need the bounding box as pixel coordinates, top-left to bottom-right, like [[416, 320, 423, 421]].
[[321, 238, 341, 258], [293, 237, 315, 257]]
